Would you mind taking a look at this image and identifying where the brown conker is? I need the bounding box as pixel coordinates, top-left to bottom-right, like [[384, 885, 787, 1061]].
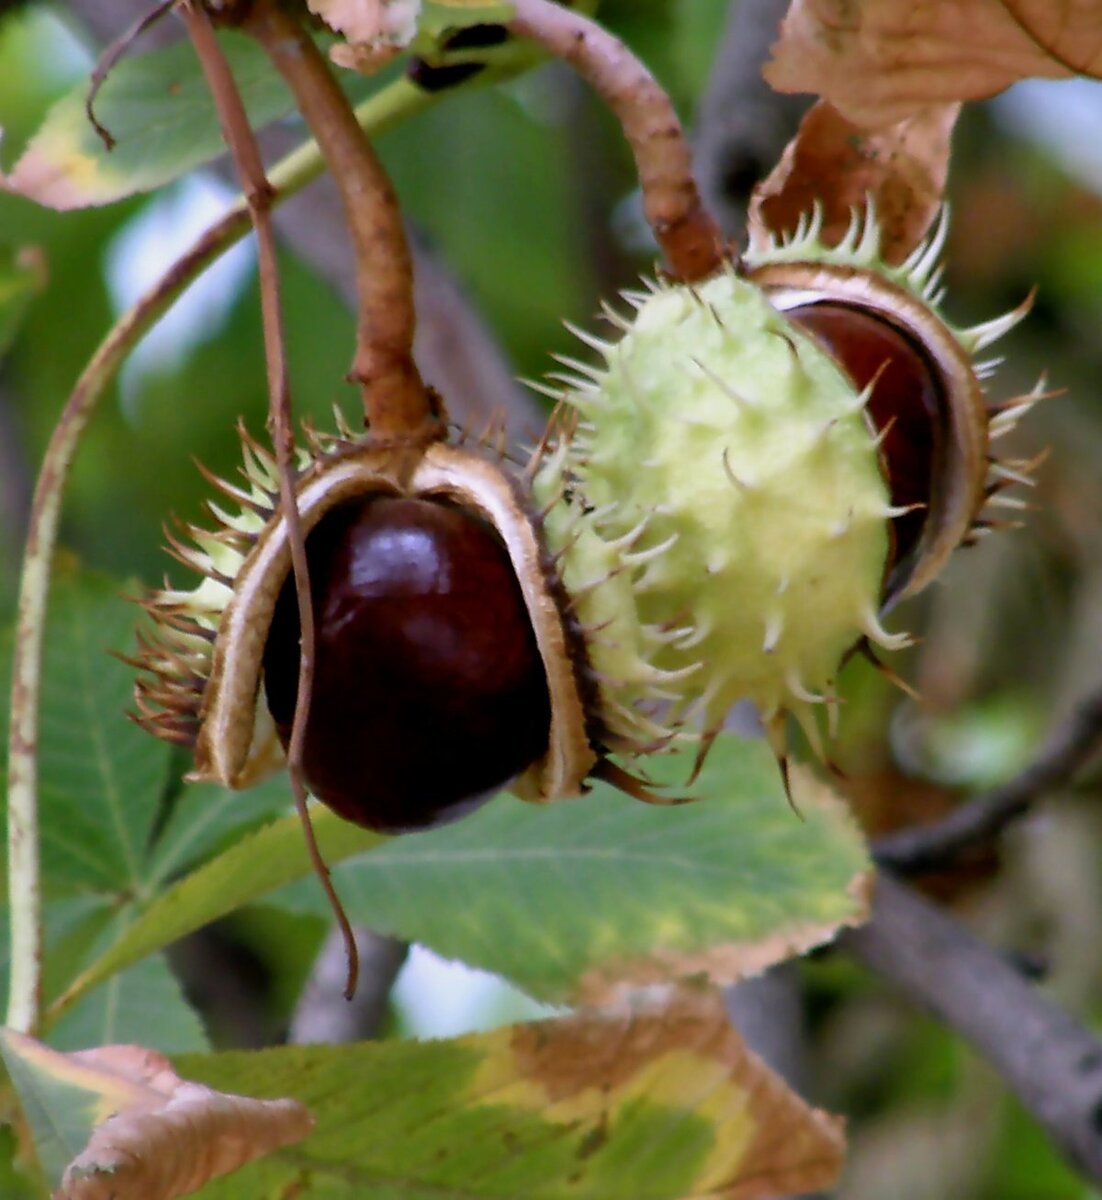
[[787, 301, 943, 575], [262, 494, 552, 832]]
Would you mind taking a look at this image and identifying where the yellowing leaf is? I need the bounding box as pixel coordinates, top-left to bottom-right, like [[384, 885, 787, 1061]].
[[0, 36, 291, 210], [765, 0, 1102, 128], [748, 100, 960, 265], [0, 1032, 312, 1200], [179, 988, 845, 1199]]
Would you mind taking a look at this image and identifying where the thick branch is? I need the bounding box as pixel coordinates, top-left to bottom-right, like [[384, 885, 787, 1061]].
[[508, 0, 726, 281], [290, 928, 408, 1045], [875, 682, 1102, 873], [842, 874, 1102, 1181]]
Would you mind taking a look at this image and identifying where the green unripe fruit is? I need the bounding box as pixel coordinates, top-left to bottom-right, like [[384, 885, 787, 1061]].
[[533, 268, 903, 760], [532, 209, 1039, 776]]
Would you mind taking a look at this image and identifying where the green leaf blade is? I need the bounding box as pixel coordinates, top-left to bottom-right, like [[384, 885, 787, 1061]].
[[274, 735, 871, 1003], [62, 733, 869, 1017], [177, 992, 845, 1199], [48, 953, 208, 1055], [51, 805, 385, 1016], [1, 562, 173, 893]]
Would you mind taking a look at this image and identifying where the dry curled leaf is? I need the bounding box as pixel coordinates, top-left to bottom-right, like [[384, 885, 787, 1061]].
[[308, 0, 420, 47], [765, 0, 1102, 128], [0, 1033, 313, 1200], [748, 100, 960, 265]]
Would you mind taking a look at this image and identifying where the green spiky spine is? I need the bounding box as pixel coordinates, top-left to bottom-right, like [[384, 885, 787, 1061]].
[[533, 267, 897, 758]]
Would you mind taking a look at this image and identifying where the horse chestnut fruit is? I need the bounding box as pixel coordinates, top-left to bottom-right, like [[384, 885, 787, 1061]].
[[262, 495, 551, 832], [787, 302, 941, 574], [131, 429, 596, 828]]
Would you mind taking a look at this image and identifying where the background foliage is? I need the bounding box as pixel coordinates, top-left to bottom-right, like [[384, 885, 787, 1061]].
[[1, 1, 1102, 1197]]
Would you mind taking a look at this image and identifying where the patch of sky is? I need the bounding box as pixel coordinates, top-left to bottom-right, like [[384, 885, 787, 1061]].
[[103, 174, 255, 418], [393, 944, 564, 1040], [991, 77, 1102, 196]]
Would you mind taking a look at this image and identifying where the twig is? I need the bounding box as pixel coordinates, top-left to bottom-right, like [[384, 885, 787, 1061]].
[[507, 0, 727, 282], [874, 682, 1102, 874], [3, 75, 435, 1036], [69, 0, 546, 440], [179, 0, 359, 1000], [84, 0, 176, 150], [2, 214, 249, 1035], [249, 0, 437, 444], [841, 873, 1102, 1182]]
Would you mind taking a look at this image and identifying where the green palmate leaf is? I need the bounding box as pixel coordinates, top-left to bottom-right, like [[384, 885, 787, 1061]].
[[0, 559, 292, 1039], [0, 559, 174, 894], [144, 774, 295, 888], [178, 989, 844, 1199], [51, 806, 385, 1020], [47, 954, 208, 1055], [59, 734, 869, 1018], [275, 735, 872, 1003], [0, 32, 292, 210]]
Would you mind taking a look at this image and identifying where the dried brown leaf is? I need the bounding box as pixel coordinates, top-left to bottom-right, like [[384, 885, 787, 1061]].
[[307, 0, 419, 46], [748, 100, 960, 264], [0, 1037, 314, 1200], [765, 0, 1102, 128]]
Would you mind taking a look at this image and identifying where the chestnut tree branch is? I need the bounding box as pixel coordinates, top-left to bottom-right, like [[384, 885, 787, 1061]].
[[289, 928, 409, 1045], [874, 680, 1102, 873], [64, 0, 547, 442], [841, 873, 1102, 1182]]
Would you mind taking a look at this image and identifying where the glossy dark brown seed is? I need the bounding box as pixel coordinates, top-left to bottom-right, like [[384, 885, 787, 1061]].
[[263, 495, 551, 832], [789, 301, 944, 573]]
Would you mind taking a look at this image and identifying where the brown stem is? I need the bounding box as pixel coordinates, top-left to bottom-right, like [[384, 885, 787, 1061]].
[[85, 0, 177, 150], [248, 0, 436, 442], [181, 0, 359, 998], [508, 0, 727, 282]]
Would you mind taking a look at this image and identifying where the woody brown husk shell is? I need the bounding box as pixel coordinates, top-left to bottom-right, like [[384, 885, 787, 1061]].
[[132, 424, 597, 805]]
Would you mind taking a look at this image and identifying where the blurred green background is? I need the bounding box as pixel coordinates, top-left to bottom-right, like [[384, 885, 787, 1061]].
[[2, 2, 1102, 1197]]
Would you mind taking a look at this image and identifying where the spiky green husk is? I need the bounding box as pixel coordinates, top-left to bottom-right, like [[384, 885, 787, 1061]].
[[533, 267, 904, 762]]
